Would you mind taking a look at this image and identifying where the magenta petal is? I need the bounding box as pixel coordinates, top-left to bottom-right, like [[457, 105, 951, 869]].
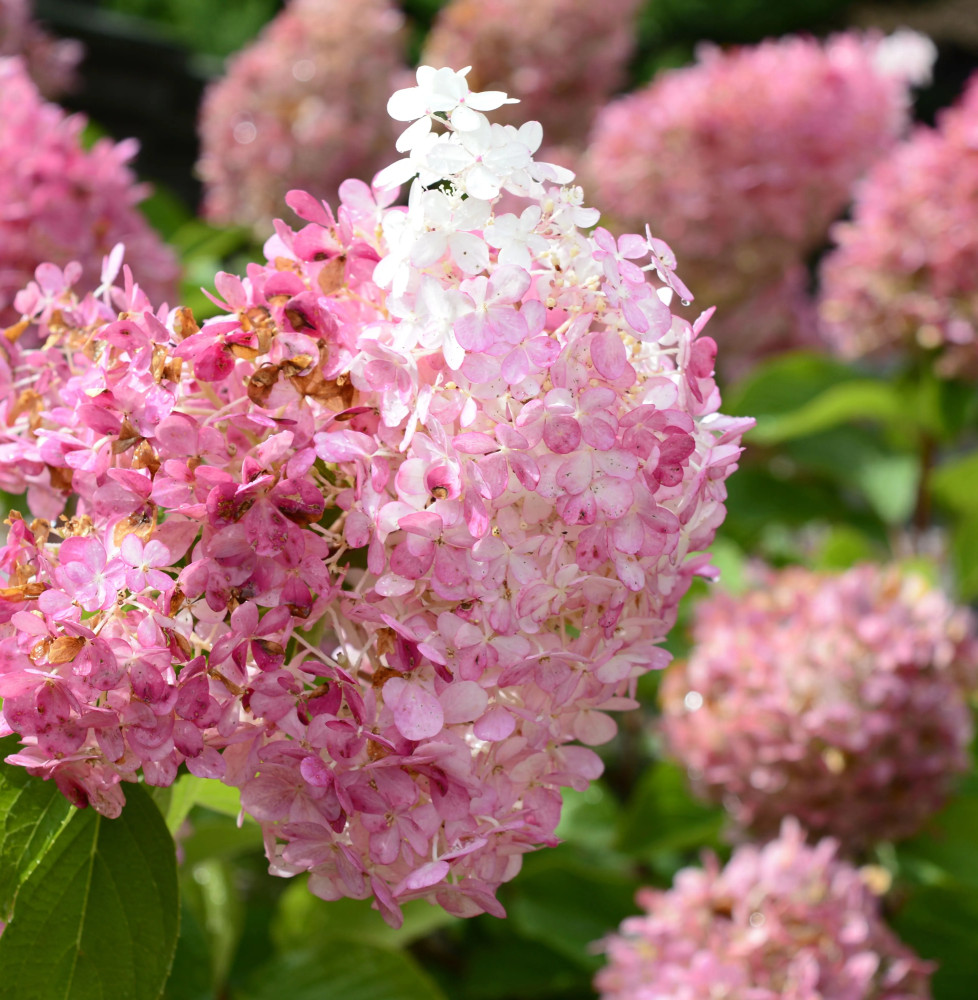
[[591, 330, 627, 379], [389, 681, 444, 741], [394, 859, 450, 896]]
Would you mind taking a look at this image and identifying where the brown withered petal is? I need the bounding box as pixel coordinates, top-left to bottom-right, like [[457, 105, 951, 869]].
[[3, 318, 30, 342], [317, 254, 347, 296], [47, 635, 87, 663], [48, 465, 74, 492], [132, 440, 161, 474], [112, 503, 158, 546], [172, 306, 200, 340], [247, 365, 280, 407], [279, 354, 314, 377], [112, 417, 141, 453]]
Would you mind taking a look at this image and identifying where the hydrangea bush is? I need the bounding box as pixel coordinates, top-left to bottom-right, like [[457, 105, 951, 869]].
[[819, 72, 978, 377], [197, 0, 408, 233], [596, 819, 934, 1000], [0, 65, 749, 926], [0, 57, 180, 323], [661, 563, 978, 849], [583, 31, 934, 369]]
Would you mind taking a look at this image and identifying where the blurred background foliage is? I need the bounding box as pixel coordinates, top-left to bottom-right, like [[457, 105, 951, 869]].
[[8, 0, 978, 997]]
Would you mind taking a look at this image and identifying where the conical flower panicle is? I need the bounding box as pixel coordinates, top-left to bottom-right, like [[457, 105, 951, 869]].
[[0, 67, 749, 925]]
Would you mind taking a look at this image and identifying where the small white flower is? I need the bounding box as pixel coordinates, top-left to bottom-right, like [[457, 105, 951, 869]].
[[484, 206, 548, 269], [387, 65, 518, 153]]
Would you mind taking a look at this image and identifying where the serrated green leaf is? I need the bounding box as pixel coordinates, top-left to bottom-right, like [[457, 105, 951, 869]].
[[750, 379, 907, 444], [237, 942, 448, 1000], [0, 737, 73, 922], [0, 783, 179, 1000]]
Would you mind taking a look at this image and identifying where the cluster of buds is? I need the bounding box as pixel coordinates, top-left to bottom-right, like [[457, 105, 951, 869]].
[[197, 0, 407, 233], [0, 66, 748, 924], [0, 57, 179, 323], [661, 563, 978, 849], [819, 73, 978, 376], [596, 819, 933, 1000], [0, 0, 81, 98], [422, 0, 641, 148], [583, 31, 934, 371]]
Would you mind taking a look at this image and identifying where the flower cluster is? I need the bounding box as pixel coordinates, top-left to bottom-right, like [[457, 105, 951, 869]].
[[421, 0, 641, 148], [0, 66, 749, 925], [661, 563, 978, 849], [197, 0, 407, 233], [0, 0, 81, 97], [595, 819, 933, 1000], [0, 57, 179, 323], [583, 31, 934, 371], [819, 73, 978, 376]]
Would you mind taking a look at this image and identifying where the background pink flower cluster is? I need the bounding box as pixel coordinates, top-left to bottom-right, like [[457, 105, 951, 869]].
[[0, 0, 80, 98], [197, 0, 407, 233], [819, 73, 978, 376], [661, 563, 978, 849], [0, 68, 749, 926], [596, 819, 933, 1000], [0, 57, 179, 324], [583, 32, 933, 370]]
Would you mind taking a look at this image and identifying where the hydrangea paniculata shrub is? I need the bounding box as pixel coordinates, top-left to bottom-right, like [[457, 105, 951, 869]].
[[596, 818, 933, 1000], [661, 563, 978, 849], [819, 73, 978, 377], [0, 0, 81, 98], [197, 0, 407, 233], [0, 57, 180, 323], [0, 66, 750, 925], [422, 0, 642, 148], [584, 31, 934, 370]]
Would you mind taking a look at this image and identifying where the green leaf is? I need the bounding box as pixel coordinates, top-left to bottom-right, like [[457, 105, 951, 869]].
[[162, 774, 243, 834], [617, 761, 724, 858], [723, 350, 858, 419], [891, 885, 978, 1000], [237, 942, 448, 1000], [272, 885, 456, 954], [950, 513, 978, 601], [0, 737, 73, 922], [897, 774, 978, 890], [851, 454, 919, 525], [933, 451, 978, 516], [0, 783, 179, 1000], [507, 861, 636, 971], [749, 380, 907, 445]]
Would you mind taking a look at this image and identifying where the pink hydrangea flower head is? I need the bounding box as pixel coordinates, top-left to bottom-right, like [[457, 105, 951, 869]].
[[662, 563, 978, 849], [596, 818, 933, 1000], [0, 0, 81, 97], [584, 31, 932, 369], [0, 57, 179, 322], [421, 0, 642, 148], [819, 72, 978, 376], [0, 66, 750, 926], [197, 0, 408, 233]]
